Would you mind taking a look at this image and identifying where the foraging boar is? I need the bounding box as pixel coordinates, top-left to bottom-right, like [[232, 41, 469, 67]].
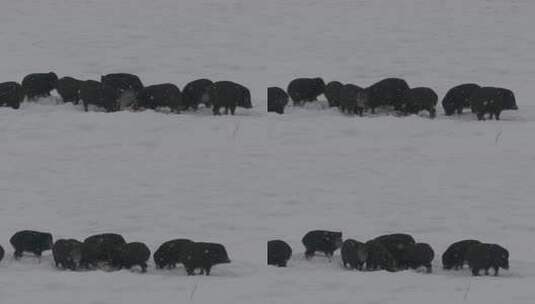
[[469, 87, 517, 120], [402, 87, 438, 118], [79, 80, 119, 112], [153, 238, 194, 269], [442, 83, 480, 115], [267, 87, 289, 114], [442, 239, 482, 270], [341, 239, 368, 270], [324, 81, 343, 107], [183, 79, 213, 110], [365, 239, 396, 272], [211, 81, 252, 115], [339, 84, 366, 116], [180, 242, 231, 276], [401, 242, 435, 273], [22, 72, 58, 100], [0, 245, 4, 262], [373, 233, 415, 268], [52, 239, 83, 270], [80, 233, 126, 269], [135, 83, 183, 113], [287, 78, 325, 106], [0, 82, 24, 109], [366, 78, 409, 113], [302, 230, 343, 260], [113, 242, 151, 272], [56, 77, 82, 104], [10, 230, 53, 259], [466, 243, 509, 276], [267, 240, 292, 267]]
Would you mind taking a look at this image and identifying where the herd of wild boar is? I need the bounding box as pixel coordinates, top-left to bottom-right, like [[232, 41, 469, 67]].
[[270, 77, 518, 120], [0, 73, 518, 120], [269, 231, 510, 277], [0, 73, 251, 115], [0, 230, 508, 277]]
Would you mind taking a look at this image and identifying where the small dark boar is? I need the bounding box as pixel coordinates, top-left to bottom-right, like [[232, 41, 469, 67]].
[[267, 240, 292, 267], [180, 242, 231, 276], [267, 87, 289, 114], [469, 87, 517, 120], [324, 81, 343, 107], [135, 83, 183, 113], [442, 83, 480, 115], [365, 239, 396, 272], [113, 242, 151, 272], [339, 84, 366, 116], [56, 77, 82, 104], [10, 230, 54, 259], [366, 78, 410, 113], [0, 82, 24, 109], [373, 233, 415, 268], [101, 73, 144, 109], [52, 239, 83, 270], [401, 242, 435, 273], [341, 239, 368, 270], [80, 233, 126, 269], [0, 245, 4, 262], [153, 238, 194, 269], [183, 79, 213, 110], [79, 80, 119, 112], [302, 230, 343, 260], [402, 87, 438, 118], [22, 72, 58, 100], [466, 243, 509, 276], [442, 239, 481, 270], [287, 78, 325, 106], [211, 81, 252, 115]]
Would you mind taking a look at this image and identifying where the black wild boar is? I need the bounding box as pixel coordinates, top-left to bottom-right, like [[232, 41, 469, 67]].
[[0, 82, 24, 109], [135, 83, 183, 113], [211, 81, 252, 115], [339, 84, 366, 116], [267, 87, 289, 114], [373, 233, 415, 268], [287, 78, 325, 106], [79, 80, 119, 112], [56, 77, 82, 104], [0, 245, 4, 262], [401, 243, 435, 273], [442, 239, 482, 270], [113, 242, 151, 272], [267, 240, 292, 267], [442, 83, 480, 115], [101, 73, 144, 109], [180, 242, 231, 276], [466, 243, 509, 276], [80, 233, 126, 269], [302, 230, 343, 260], [10, 230, 53, 259], [183, 79, 213, 110], [402, 87, 438, 118], [22, 72, 58, 100], [153, 238, 194, 269], [324, 81, 343, 107], [341, 239, 368, 270], [366, 78, 410, 113], [52, 239, 83, 270], [469, 87, 515, 120], [365, 239, 396, 272]]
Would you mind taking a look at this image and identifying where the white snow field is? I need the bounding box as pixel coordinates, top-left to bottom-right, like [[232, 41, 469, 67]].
[[1, 0, 535, 303]]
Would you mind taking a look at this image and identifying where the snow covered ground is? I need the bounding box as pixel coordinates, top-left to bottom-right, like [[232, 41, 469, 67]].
[[1, 1, 535, 303]]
